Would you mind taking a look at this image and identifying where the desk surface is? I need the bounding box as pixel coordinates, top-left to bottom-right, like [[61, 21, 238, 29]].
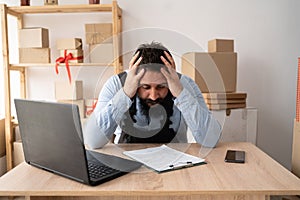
[[0, 142, 300, 198]]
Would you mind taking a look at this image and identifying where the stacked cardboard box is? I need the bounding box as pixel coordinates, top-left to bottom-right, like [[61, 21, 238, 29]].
[[202, 92, 247, 110], [54, 80, 85, 119], [54, 80, 98, 119], [85, 23, 114, 63], [44, 0, 58, 5], [0, 119, 5, 158], [292, 57, 300, 178], [19, 27, 51, 63], [182, 39, 247, 110], [9, 122, 25, 167], [13, 141, 24, 167], [55, 38, 84, 83], [56, 38, 84, 64]]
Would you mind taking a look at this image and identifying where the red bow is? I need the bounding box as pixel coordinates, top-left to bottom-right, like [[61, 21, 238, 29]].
[[86, 99, 98, 116], [55, 50, 83, 83]]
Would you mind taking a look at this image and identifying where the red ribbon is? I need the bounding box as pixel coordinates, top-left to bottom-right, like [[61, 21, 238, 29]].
[[55, 50, 83, 83], [86, 99, 98, 116]]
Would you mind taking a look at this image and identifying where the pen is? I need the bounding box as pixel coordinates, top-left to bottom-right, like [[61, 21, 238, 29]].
[[169, 161, 193, 169]]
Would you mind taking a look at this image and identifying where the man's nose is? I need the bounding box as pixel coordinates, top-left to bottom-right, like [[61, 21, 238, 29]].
[[148, 88, 159, 100]]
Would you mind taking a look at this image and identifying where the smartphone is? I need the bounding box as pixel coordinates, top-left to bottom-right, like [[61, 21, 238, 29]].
[[225, 150, 245, 163]]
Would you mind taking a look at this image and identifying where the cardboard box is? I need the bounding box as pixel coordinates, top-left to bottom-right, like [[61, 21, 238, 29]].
[[85, 23, 112, 44], [202, 92, 247, 110], [202, 92, 247, 100], [89, 43, 114, 63], [292, 119, 300, 178], [59, 49, 83, 63], [182, 52, 237, 93], [55, 80, 83, 100], [14, 125, 21, 142], [206, 103, 246, 110], [19, 48, 51, 63], [56, 38, 82, 50], [57, 99, 85, 118], [208, 39, 234, 52], [19, 28, 49, 48], [85, 98, 98, 117], [0, 119, 5, 158], [13, 141, 25, 167], [44, 0, 58, 5], [204, 98, 246, 105], [0, 156, 7, 176]]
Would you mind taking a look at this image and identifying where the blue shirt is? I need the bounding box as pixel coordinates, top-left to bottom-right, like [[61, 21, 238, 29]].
[[84, 72, 221, 148]]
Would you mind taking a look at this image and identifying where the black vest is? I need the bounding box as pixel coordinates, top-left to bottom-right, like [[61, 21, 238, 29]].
[[118, 71, 181, 143]]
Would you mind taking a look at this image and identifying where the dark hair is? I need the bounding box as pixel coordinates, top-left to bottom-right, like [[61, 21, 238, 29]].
[[134, 41, 172, 72]]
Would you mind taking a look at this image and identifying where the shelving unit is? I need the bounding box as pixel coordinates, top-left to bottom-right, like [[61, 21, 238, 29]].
[[1, 1, 122, 171]]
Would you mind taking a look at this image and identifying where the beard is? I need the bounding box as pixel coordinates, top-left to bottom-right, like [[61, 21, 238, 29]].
[[138, 91, 174, 117], [122, 91, 176, 143]]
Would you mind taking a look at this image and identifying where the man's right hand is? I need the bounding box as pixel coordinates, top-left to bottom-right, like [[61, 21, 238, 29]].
[[123, 52, 144, 98]]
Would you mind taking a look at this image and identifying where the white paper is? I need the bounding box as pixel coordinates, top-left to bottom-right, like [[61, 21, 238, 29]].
[[123, 145, 205, 172]]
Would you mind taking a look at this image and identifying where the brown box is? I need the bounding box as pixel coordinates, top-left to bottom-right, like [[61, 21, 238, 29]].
[[89, 43, 114, 63], [182, 52, 237, 93], [202, 92, 247, 111], [44, 0, 58, 5], [292, 119, 300, 178], [20, 0, 30, 6], [206, 103, 246, 110], [0, 156, 7, 176], [59, 49, 83, 63], [57, 99, 85, 118], [14, 126, 21, 142], [85, 23, 112, 44], [202, 92, 247, 100], [56, 38, 82, 50], [204, 98, 246, 105], [13, 141, 25, 167], [19, 48, 51, 63], [19, 28, 49, 48], [208, 39, 234, 53], [0, 119, 5, 158], [89, 0, 100, 4], [55, 80, 83, 100]]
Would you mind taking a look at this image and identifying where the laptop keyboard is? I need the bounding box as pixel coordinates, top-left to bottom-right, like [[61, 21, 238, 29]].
[[88, 162, 120, 179]]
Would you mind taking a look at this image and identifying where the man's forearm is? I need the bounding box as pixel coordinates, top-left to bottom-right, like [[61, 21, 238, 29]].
[[84, 89, 132, 149], [175, 77, 222, 147]]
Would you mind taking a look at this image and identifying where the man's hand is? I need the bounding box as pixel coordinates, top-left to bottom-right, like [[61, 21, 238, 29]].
[[160, 51, 183, 97], [123, 52, 144, 98]]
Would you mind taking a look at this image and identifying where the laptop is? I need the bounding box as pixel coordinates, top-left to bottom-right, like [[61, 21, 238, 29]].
[[14, 99, 142, 186]]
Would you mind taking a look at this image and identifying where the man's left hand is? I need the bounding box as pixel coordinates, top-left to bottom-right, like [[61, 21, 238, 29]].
[[160, 51, 183, 97]]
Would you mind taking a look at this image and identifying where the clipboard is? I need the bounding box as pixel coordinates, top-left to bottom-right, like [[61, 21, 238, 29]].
[[123, 145, 206, 173]]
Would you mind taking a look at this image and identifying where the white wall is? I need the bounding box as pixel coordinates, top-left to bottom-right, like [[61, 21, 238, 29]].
[[1, 0, 299, 169]]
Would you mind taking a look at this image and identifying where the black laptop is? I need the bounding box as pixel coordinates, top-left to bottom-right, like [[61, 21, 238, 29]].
[[14, 99, 142, 186]]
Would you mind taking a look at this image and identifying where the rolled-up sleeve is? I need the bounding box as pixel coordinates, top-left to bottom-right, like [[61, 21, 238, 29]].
[[83, 74, 132, 149], [174, 75, 222, 148]]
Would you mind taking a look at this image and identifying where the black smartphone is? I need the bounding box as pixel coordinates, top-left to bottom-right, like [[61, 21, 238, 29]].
[[225, 150, 245, 163]]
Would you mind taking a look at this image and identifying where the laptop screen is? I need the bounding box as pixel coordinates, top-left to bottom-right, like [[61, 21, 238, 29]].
[[15, 99, 90, 184]]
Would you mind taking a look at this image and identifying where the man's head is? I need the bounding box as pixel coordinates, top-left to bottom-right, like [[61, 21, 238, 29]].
[[134, 42, 172, 68], [133, 42, 173, 107]]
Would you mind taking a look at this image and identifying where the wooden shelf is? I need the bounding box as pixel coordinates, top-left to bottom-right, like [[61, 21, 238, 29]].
[[7, 4, 122, 16], [9, 63, 118, 71], [10, 63, 115, 68], [1, 1, 123, 171]]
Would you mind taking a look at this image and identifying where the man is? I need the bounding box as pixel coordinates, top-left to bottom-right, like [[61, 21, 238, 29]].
[[84, 42, 221, 148]]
